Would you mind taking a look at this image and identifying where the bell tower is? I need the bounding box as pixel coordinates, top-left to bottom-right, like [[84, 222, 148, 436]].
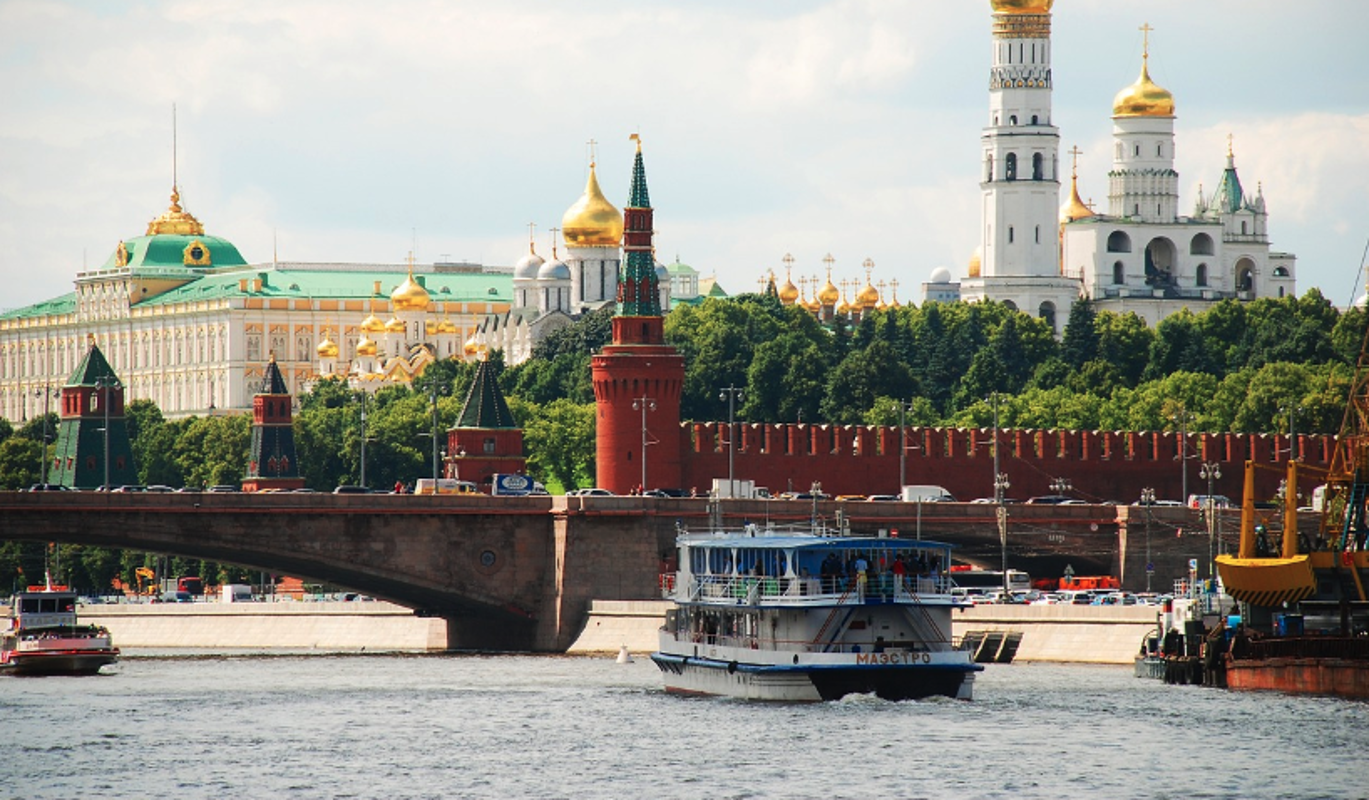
[[591, 137, 685, 493]]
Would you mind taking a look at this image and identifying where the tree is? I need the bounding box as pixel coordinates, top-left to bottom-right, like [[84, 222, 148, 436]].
[[743, 331, 831, 423], [0, 436, 41, 489], [1096, 310, 1154, 388], [820, 340, 916, 424], [1060, 298, 1099, 368], [522, 399, 596, 490]]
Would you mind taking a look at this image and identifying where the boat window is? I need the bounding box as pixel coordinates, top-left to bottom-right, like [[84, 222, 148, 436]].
[[40, 598, 58, 613], [21, 598, 39, 613]]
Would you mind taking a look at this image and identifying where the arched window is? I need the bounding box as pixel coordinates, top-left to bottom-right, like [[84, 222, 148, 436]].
[[1006, 153, 1017, 181], [1273, 266, 1290, 277], [1106, 231, 1132, 253], [1236, 258, 1256, 292], [1134, 144, 1140, 157], [1190, 233, 1215, 255], [1039, 301, 1057, 331], [1113, 261, 1125, 285], [1032, 152, 1043, 181], [1157, 143, 1163, 157], [985, 153, 993, 182], [1279, 286, 1285, 298], [1196, 263, 1208, 287], [1031, 114, 1039, 125], [1002, 300, 1018, 312], [1009, 115, 1017, 126], [1008, 227, 1015, 244], [1241, 220, 1248, 235]]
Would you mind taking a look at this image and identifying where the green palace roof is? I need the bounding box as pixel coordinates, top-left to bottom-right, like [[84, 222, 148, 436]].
[[139, 265, 511, 306]]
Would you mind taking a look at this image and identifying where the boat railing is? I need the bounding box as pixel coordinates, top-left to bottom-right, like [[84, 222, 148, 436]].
[[681, 631, 951, 654], [683, 573, 952, 605]]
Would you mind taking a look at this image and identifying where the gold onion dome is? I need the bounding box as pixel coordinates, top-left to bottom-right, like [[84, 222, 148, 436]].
[[1113, 58, 1174, 118], [990, 0, 1053, 13], [385, 316, 405, 333], [146, 186, 205, 236], [360, 313, 385, 333], [857, 281, 880, 309], [390, 270, 431, 312], [818, 277, 840, 305], [356, 336, 378, 357], [1061, 174, 1095, 223], [561, 163, 623, 247], [316, 336, 339, 359], [836, 291, 852, 315], [779, 276, 800, 305], [438, 318, 458, 334], [968, 247, 983, 279]]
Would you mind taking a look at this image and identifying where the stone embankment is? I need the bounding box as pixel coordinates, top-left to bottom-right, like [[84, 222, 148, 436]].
[[567, 601, 1159, 665]]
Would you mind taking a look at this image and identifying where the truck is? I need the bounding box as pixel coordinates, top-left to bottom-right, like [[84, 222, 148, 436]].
[[414, 478, 479, 496], [900, 485, 956, 503], [712, 479, 761, 499], [176, 576, 204, 596], [490, 473, 547, 496], [221, 584, 253, 603]]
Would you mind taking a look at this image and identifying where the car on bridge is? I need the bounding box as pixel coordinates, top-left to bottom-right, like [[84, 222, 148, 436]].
[[27, 483, 71, 492], [333, 485, 372, 494]]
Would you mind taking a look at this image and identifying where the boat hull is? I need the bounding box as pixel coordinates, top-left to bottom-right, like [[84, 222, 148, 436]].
[[1227, 657, 1369, 699], [651, 652, 978, 702], [1, 648, 119, 676]]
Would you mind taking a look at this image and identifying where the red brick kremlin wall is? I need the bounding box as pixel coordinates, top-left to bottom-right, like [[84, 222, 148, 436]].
[[675, 423, 1332, 504]]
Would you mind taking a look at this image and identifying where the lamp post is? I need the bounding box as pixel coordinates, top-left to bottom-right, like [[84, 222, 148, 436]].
[[633, 396, 657, 492], [1173, 406, 1194, 504], [355, 391, 369, 489], [1050, 476, 1072, 497], [893, 399, 918, 490], [995, 470, 1011, 600], [34, 385, 58, 486], [1140, 487, 1156, 592], [719, 386, 743, 493], [989, 393, 1005, 503], [1281, 404, 1302, 461], [429, 383, 441, 483], [93, 376, 118, 490], [1200, 461, 1221, 590]]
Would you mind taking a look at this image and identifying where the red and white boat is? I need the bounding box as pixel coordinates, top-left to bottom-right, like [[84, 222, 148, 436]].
[[1, 583, 119, 676]]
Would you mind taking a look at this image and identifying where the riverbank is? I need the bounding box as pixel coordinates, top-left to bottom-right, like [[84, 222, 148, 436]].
[[566, 600, 1158, 664]]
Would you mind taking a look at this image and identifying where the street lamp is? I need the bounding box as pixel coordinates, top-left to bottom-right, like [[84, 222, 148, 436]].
[[1172, 406, 1195, 504], [719, 386, 744, 493], [633, 396, 657, 492], [1050, 476, 1072, 497], [1140, 487, 1156, 592], [989, 393, 1005, 503], [355, 391, 370, 488], [94, 376, 117, 490], [429, 383, 442, 483], [1281, 404, 1303, 461], [34, 385, 59, 486], [893, 399, 919, 490], [1200, 461, 1221, 590], [995, 467, 1011, 600]]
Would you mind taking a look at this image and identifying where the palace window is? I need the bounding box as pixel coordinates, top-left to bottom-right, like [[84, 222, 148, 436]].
[[1032, 153, 1043, 181], [1006, 153, 1017, 181]]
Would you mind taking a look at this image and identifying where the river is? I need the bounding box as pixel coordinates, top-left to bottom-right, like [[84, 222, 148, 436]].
[[3, 652, 1364, 799]]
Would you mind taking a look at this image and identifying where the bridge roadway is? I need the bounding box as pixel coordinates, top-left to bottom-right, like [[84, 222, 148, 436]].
[[0, 492, 1215, 651]]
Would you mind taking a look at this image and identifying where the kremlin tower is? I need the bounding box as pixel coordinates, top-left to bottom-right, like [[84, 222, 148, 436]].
[[961, 0, 1078, 332], [591, 137, 685, 494], [241, 355, 304, 492]]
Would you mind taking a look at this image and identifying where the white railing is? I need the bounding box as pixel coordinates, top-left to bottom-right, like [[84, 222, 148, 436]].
[[682, 573, 950, 605]]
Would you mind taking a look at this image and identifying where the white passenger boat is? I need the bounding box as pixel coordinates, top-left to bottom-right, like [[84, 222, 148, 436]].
[[1, 584, 119, 676], [652, 525, 983, 701]]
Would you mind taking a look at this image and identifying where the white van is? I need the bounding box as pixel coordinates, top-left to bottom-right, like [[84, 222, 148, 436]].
[[221, 584, 253, 603], [415, 478, 479, 496], [901, 485, 956, 503]]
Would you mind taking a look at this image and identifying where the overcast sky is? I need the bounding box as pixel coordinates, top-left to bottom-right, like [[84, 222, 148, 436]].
[[2, 0, 1366, 312]]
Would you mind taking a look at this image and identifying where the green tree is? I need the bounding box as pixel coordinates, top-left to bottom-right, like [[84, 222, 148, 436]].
[[0, 436, 42, 489], [820, 340, 916, 424], [522, 399, 596, 490], [1096, 310, 1154, 388], [1060, 298, 1098, 368]]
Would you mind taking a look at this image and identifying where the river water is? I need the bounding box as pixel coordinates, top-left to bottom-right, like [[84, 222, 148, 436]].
[[3, 652, 1364, 800]]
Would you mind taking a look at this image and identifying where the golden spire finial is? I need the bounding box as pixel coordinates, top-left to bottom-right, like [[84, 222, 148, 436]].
[[587, 138, 598, 168], [629, 132, 641, 152], [782, 252, 795, 271], [1139, 22, 1153, 62], [1227, 133, 1234, 158], [889, 278, 900, 307], [1068, 145, 1083, 179], [549, 226, 560, 259], [526, 222, 537, 253]]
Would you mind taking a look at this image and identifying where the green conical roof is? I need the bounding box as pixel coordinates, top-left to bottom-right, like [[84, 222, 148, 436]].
[[66, 339, 121, 388], [455, 359, 516, 429]]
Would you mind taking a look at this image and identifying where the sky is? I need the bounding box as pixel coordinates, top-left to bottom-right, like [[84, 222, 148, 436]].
[[2, 0, 1367, 313]]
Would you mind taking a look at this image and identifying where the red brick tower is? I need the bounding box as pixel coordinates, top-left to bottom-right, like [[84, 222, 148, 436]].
[[241, 355, 304, 492], [591, 136, 684, 493]]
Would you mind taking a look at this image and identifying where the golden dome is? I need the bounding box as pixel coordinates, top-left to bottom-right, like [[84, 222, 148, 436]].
[[438, 318, 458, 334], [146, 186, 205, 236], [779, 274, 800, 305], [1060, 173, 1095, 223], [968, 247, 982, 278], [1113, 58, 1174, 118], [356, 336, 378, 357], [425, 319, 438, 336], [990, 0, 1053, 13], [390, 269, 431, 312], [836, 291, 852, 315], [857, 281, 880, 309], [818, 277, 840, 305], [385, 316, 405, 333], [360, 313, 385, 333], [561, 163, 623, 247], [316, 336, 339, 359]]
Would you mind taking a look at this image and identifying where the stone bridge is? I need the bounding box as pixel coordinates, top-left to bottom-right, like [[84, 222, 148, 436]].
[[0, 492, 1228, 650]]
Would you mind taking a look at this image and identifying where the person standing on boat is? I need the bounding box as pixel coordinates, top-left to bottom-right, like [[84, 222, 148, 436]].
[[855, 553, 869, 599]]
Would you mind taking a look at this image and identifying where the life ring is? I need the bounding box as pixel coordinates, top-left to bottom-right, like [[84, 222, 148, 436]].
[[1343, 550, 1355, 568]]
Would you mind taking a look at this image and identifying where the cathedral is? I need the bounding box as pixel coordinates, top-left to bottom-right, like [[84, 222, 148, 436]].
[[963, 0, 1295, 330]]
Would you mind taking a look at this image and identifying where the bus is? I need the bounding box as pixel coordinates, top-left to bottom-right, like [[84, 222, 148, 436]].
[[948, 568, 1031, 595]]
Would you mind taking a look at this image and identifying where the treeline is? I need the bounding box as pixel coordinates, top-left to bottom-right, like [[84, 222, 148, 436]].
[[1, 291, 1363, 593]]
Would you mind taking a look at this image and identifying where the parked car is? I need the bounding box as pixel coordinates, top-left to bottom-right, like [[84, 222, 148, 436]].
[[578, 488, 613, 497], [1025, 495, 1072, 504], [145, 485, 175, 493], [206, 484, 240, 493], [27, 483, 70, 491], [865, 495, 899, 502], [333, 485, 371, 494], [110, 485, 147, 493]]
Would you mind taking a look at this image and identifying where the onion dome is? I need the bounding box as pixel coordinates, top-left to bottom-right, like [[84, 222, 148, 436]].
[[655, 261, 670, 283], [779, 272, 800, 305], [146, 186, 205, 236], [538, 258, 572, 281], [1060, 171, 1095, 223], [561, 162, 623, 247], [857, 280, 880, 309], [463, 337, 479, 356], [316, 335, 339, 359], [360, 313, 385, 333], [817, 275, 840, 305], [514, 243, 545, 280], [385, 316, 405, 333], [438, 318, 459, 334], [991, 0, 1053, 13], [1113, 51, 1174, 118], [836, 290, 852, 316], [968, 247, 982, 278], [390, 269, 431, 311], [425, 319, 438, 336], [356, 336, 378, 357]]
